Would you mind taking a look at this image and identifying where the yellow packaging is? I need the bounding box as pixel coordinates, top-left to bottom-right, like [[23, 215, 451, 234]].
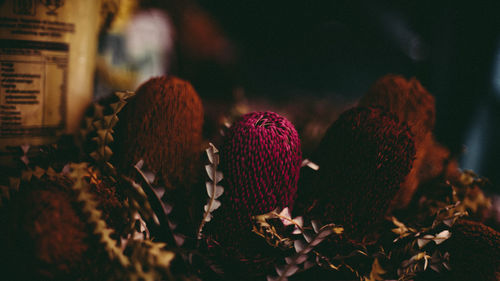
[[0, 0, 100, 166]]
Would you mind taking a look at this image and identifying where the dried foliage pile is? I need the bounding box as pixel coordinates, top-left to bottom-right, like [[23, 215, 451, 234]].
[[0, 75, 498, 281]]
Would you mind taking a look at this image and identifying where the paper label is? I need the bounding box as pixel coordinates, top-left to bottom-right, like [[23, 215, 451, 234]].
[[0, 39, 67, 137]]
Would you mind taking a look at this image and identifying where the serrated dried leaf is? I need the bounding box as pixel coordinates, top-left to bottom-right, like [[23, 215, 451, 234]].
[[205, 165, 223, 183], [110, 101, 126, 114], [206, 143, 219, 165], [142, 171, 155, 184], [134, 159, 145, 170], [294, 216, 304, 228], [275, 265, 285, 276], [417, 238, 431, 248], [284, 265, 299, 276], [153, 187, 165, 199], [115, 90, 135, 100], [103, 146, 113, 158], [206, 182, 224, 199], [204, 213, 212, 222], [198, 143, 224, 239], [92, 119, 103, 130], [204, 199, 221, 213], [311, 220, 320, 233], [304, 261, 314, 270], [279, 207, 292, 225], [303, 231, 314, 243], [103, 115, 119, 128], [434, 230, 451, 245], [296, 254, 308, 264], [316, 228, 333, 239], [100, 129, 115, 143], [294, 240, 307, 253], [301, 158, 319, 170]]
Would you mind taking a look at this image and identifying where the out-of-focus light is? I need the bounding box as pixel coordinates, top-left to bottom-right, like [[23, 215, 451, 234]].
[[492, 38, 500, 100], [377, 10, 428, 61], [125, 9, 174, 86], [461, 106, 489, 173]]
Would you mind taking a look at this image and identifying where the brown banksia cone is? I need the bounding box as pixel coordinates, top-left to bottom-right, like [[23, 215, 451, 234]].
[[359, 74, 450, 209], [0, 170, 127, 281], [308, 107, 415, 243], [2, 177, 89, 280], [115, 76, 204, 191], [445, 219, 500, 281]]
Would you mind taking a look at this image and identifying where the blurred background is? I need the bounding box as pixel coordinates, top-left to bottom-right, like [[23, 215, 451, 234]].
[[96, 0, 500, 190]]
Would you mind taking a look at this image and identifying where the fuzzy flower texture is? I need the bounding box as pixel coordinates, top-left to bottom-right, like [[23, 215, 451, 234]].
[[117, 76, 204, 190], [310, 107, 415, 242], [209, 111, 302, 247]]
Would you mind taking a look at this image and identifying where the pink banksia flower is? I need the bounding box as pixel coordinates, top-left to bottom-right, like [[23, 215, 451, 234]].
[[204, 111, 302, 279], [211, 111, 302, 242], [309, 107, 415, 243]]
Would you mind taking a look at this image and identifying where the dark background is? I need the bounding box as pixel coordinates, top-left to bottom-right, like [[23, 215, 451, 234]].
[[175, 0, 500, 188], [142, 0, 500, 189]]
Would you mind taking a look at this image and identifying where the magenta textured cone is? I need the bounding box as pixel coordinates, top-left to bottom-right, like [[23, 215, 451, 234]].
[[209, 111, 302, 247], [310, 107, 415, 242]]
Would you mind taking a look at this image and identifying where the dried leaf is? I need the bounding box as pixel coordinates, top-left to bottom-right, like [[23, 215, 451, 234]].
[[204, 200, 221, 212], [417, 238, 431, 248], [433, 230, 451, 245], [303, 231, 314, 243], [311, 220, 320, 233], [294, 240, 307, 253], [301, 158, 319, 170], [205, 165, 223, 183], [198, 143, 224, 239], [206, 143, 219, 165], [206, 182, 224, 199]]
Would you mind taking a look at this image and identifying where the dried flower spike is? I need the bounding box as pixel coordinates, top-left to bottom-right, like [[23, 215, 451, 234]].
[[2, 177, 88, 280], [116, 76, 204, 191], [310, 107, 415, 243], [359, 74, 451, 208], [445, 219, 500, 281], [204, 111, 302, 278]]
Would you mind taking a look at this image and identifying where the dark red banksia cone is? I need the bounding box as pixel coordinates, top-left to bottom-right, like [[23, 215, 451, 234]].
[[309, 107, 415, 242], [445, 219, 500, 281], [359, 74, 435, 144], [208, 111, 302, 250], [3, 178, 89, 280], [117, 76, 204, 190], [359, 74, 448, 209]]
